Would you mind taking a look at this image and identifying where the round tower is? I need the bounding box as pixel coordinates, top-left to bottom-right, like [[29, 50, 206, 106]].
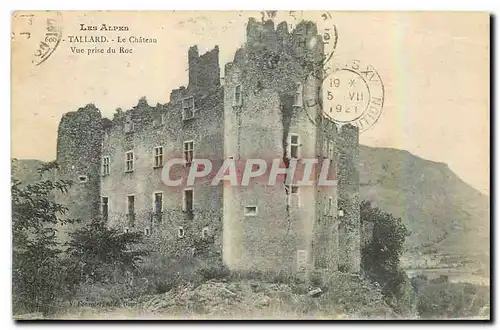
[[55, 104, 103, 240]]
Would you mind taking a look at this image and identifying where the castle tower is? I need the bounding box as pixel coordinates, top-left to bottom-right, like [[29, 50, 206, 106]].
[[222, 18, 360, 274], [337, 125, 361, 272], [187, 45, 220, 97], [55, 104, 103, 239]]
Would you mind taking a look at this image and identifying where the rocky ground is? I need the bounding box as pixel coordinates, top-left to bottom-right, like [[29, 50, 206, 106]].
[[52, 277, 401, 320]]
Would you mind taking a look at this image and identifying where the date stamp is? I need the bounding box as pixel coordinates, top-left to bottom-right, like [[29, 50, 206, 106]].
[[33, 14, 63, 66], [303, 57, 385, 134], [323, 59, 384, 132]]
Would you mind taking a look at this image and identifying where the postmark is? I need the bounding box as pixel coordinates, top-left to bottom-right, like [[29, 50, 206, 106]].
[[321, 59, 385, 132], [32, 14, 63, 66], [302, 57, 385, 134], [289, 13, 385, 134], [296, 11, 338, 80], [12, 12, 64, 66]]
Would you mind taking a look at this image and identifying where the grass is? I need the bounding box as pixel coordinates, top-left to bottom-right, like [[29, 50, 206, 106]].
[[414, 278, 490, 319]]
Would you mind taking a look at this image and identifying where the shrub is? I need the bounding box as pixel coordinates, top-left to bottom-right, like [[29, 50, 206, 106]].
[[12, 161, 77, 315], [197, 264, 231, 281], [360, 201, 409, 304], [64, 220, 149, 284]]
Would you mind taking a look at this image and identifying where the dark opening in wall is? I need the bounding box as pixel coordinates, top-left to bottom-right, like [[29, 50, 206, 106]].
[[178, 226, 185, 238], [78, 175, 88, 183], [244, 206, 258, 216]]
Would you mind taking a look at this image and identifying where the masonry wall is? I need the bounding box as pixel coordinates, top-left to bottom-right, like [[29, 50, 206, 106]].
[[55, 104, 103, 240], [101, 46, 224, 258], [337, 125, 361, 272], [313, 119, 339, 270], [223, 19, 338, 273], [53, 22, 360, 274]]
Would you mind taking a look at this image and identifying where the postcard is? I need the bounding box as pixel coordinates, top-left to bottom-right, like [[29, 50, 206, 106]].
[[11, 11, 490, 320]]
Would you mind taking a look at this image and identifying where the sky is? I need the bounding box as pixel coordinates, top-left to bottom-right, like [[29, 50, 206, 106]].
[[11, 11, 490, 194]]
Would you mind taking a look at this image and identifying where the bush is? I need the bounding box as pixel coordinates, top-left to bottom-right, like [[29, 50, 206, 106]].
[[360, 201, 409, 305], [12, 161, 78, 315], [64, 220, 149, 284], [197, 264, 231, 281]]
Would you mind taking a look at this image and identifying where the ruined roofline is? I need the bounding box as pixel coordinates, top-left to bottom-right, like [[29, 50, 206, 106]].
[[189, 44, 220, 61], [59, 44, 222, 126], [59, 103, 100, 120], [225, 17, 320, 71], [100, 84, 224, 134], [245, 17, 319, 39]]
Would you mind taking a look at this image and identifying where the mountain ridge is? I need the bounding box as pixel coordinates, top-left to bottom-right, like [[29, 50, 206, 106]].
[[358, 145, 489, 269]]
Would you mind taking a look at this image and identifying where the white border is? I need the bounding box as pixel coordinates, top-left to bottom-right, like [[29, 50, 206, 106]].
[[4, 1, 496, 328]]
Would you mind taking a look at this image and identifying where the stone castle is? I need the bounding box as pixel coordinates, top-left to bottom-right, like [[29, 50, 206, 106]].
[[55, 18, 361, 274]]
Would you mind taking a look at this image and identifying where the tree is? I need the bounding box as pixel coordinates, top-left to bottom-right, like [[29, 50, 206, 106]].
[[12, 161, 77, 314], [360, 201, 409, 304], [64, 220, 149, 284]]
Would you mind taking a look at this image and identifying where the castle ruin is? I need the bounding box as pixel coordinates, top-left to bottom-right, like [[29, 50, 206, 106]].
[[55, 18, 361, 275]]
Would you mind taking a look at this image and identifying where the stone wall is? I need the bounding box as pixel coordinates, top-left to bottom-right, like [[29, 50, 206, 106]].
[[54, 19, 361, 274], [55, 104, 103, 240], [100, 46, 224, 259], [222, 18, 359, 274]]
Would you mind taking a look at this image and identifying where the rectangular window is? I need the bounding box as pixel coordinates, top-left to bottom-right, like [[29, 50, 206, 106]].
[[182, 97, 195, 120], [290, 134, 300, 159], [153, 192, 163, 214], [127, 195, 135, 214], [183, 140, 194, 166], [125, 151, 134, 172], [102, 156, 110, 176], [124, 114, 134, 133], [294, 83, 303, 106], [161, 113, 166, 125], [127, 195, 135, 227], [178, 226, 185, 238], [244, 206, 258, 216], [183, 189, 193, 213], [285, 184, 300, 207], [233, 84, 242, 106], [325, 196, 335, 216], [144, 227, 151, 236], [297, 250, 307, 271], [201, 226, 209, 239], [153, 146, 164, 168], [323, 137, 335, 159], [101, 197, 109, 222]]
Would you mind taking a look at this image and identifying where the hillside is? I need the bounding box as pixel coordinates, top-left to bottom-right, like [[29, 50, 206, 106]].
[[359, 145, 490, 267], [12, 159, 52, 183]]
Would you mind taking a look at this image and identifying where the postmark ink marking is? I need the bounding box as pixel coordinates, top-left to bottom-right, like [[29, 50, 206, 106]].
[[33, 15, 62, 66], [303, 58, 385, 134]]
